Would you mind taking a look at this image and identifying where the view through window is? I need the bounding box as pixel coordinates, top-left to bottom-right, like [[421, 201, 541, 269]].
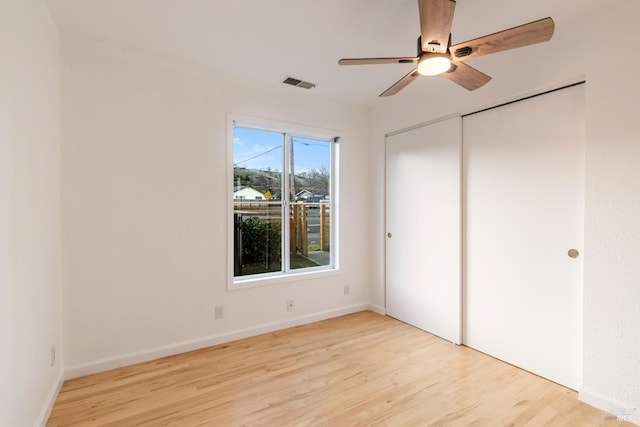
[[232, 124, 335, 281]]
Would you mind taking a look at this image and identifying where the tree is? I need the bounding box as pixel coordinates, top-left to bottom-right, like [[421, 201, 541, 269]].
[[298, 167, 330, 196], [240, 217, 281, 268]]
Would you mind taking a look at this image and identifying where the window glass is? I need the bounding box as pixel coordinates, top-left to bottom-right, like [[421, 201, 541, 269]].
[[289, 137, 331, 270], [232, 125, 335, 282]]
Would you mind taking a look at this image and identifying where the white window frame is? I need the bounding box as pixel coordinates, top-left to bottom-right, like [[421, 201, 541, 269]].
[[227, 114, 340, 290]]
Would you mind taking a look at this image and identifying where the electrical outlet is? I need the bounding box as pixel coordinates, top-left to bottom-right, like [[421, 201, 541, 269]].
[[214, 305, 224, 319], [287, 299, 295, 312], [50, 345, 56, 367], [344, 284, 350, 296]]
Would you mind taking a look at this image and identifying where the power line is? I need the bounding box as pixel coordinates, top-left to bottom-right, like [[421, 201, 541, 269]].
[[292, 138, 328, 147], [234, 139, 327, 167], [233, 145, 281, 166]]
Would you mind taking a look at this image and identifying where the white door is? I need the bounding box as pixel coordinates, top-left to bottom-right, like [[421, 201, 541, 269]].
[[386, 117, 461, 343], [463, 84, 585, 390]]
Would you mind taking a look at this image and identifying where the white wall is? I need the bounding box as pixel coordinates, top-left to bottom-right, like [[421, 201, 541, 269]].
[[370, 2, 640, 420], [61, 39, 372, 374], [0, 1, 63, 426], [581, 5, 640, 421]]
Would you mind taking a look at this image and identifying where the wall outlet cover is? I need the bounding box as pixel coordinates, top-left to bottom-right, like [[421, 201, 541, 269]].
[[214, 305, 224, 319]]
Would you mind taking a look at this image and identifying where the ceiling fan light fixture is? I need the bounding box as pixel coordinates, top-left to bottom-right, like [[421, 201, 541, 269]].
[[417, 53, 452, 76]]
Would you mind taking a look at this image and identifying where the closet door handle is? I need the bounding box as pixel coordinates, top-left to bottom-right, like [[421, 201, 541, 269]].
[[568, 249, 579, 258]]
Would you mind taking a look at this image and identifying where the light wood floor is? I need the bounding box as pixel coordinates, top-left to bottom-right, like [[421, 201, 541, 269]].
[[48, 311, 630, 426]]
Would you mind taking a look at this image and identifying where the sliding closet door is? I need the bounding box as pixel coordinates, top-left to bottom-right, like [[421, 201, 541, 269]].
[[386, 117, 461, 343], [463, 84, 585, 389]]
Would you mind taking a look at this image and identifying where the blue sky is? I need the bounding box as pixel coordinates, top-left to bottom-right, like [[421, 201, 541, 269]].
[[233, 127, 330, 173]]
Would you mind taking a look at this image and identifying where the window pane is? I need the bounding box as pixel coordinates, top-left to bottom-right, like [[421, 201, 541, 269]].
[[289, 137, 331, 269], [234, 202, 282, 277], [233, 127, 283, 277], [233, 127, 282, 200]]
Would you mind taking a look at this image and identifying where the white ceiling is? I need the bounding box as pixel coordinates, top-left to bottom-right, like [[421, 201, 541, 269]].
[[46, 0, 607, 106]]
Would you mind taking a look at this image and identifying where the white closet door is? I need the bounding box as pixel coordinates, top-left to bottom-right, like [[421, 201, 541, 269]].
[[463, 84, 585, 390], [386, 117, 461, 343]]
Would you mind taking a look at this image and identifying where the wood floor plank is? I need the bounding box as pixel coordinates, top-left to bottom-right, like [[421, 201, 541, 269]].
[[47, 312, 631, 426]]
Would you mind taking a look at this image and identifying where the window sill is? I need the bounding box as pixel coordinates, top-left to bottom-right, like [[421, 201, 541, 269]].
[[229, 267, 341, 291]]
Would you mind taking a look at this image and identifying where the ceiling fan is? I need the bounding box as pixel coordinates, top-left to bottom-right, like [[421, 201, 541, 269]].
[[338, 0, 554, 97]]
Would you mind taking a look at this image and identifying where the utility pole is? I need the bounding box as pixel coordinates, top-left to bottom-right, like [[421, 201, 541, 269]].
[[289, 137, 296, 201]]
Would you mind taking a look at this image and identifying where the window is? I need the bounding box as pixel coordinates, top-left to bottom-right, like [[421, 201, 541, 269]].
[[230, 118, 337, 286]]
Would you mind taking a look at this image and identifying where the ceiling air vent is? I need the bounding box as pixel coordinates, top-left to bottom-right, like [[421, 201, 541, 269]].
[[282, 77, 316, 90]]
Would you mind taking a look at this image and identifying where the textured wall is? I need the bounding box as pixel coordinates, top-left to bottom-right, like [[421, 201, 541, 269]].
[[581, 2, 640, 420]]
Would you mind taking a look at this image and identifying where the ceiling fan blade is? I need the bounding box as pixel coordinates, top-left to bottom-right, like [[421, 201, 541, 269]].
[[419, 0, 456, 53], [338, 57, 419, 66], [380, 69, 420, 97], [443, 62, 491, 91], [451, 17, 554, 62]]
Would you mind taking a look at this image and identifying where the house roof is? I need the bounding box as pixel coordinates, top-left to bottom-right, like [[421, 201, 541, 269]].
[[233, 186, 262, 193]]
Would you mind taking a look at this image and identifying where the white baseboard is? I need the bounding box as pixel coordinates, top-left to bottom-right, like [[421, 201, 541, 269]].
[[579, 387, 639, 426], [368, 304, 386, 315], [65, 303, 371, 379], [36, 372, 64, 427]]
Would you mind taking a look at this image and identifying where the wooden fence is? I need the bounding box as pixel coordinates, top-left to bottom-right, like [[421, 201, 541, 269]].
[[233, 201, 330, 257]]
